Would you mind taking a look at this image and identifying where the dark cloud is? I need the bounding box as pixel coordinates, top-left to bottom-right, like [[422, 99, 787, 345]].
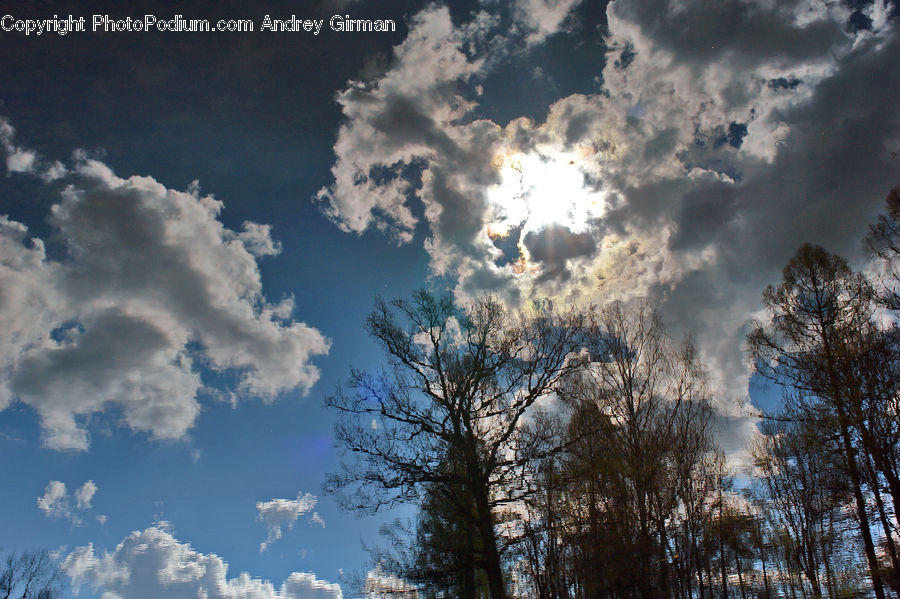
[[738, 34, 900, 270], [611, 0, 848, 69], [320, 0, 898, 459], [670, 183, 741, 251], [523, 224, 597, 281]]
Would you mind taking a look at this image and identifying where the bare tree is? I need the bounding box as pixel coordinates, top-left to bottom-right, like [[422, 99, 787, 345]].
[[516, 300, 720, 599], [326, 290, 588, 599], [564, 301, 716, 598], [0, 550, 63, 599], [752, 403, 856, 599], [865, 185, 900, 310], [748, 243, 886, 599]]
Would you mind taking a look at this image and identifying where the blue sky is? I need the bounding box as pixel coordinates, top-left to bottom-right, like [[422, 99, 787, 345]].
[[0, 0, 898, 597]]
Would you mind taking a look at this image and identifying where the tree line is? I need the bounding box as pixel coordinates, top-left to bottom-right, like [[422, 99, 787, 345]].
[[329, 186, 900, 599]]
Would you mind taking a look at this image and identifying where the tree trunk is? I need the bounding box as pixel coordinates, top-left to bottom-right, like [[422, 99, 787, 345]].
[[836, 401, 886, 599], [657, 514, 672, 599], [821, 326, 886, 599], [696, 543, 706, 599], [735, 552, 747, 599], [804, 535, 822, 598], [718, 483, 729, 599], [819, 518, 836, 599], [760, 542, 771, 599], [473, 480, 506, 599], [463, 525, 476, 599], [865, 448, 900, 577]]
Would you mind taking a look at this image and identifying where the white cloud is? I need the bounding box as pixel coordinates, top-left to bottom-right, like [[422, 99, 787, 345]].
[[1, 117, 68, 179], [316, 6, 489, 244], [63, 522, 342, 599], [257, 492, 319, 552], [238, 221, 283, 257], [37, 481, 69, 518], [0, 128, 330, 450], [318, 0, 900, 458], [37, 480, 98, 526], [6, 148, 36, 173], [514, 0, 582, 44], [75, 480, 97, 509], [1, 118, 36, 174]]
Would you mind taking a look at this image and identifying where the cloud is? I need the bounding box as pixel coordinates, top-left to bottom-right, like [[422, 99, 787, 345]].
[[63, 522, 342, 599], [37, 480, 98, 526], [514, 0, 583, 44], [316, 6, 492, 245], [522, 224, 598, 282], [1, 118, 36, 174], [257, 492, 320, 552], [1, 118, 68, 180], [37, 481, 69, 518], [317, 0, 900, 459], [74, 480, 97, 509], [1, 129, 330, 450], [364, 565, 418, 599]]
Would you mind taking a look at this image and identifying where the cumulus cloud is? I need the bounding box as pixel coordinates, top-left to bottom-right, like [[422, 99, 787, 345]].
[[1, 128, 330, 450], [257, 492, 320, 552], [317, 0, 899, 458], [316, 6, 492, 244], [63, 522, 342, 599], [37, 480, 100, 526]]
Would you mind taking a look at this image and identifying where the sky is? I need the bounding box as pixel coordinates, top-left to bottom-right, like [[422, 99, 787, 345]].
[[0, 0, 898, 597]]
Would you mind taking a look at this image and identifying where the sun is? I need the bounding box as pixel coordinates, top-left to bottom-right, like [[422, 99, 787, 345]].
[[483, 147, 607, 260]]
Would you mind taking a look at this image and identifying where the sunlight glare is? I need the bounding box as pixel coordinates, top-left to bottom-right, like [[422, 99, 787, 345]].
[[485, 150, 606, 240]]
